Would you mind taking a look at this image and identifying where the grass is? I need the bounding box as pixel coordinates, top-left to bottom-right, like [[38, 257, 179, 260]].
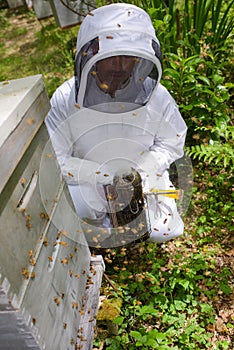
[[0, 5, 233, 350], [0, 7, 77, 97]]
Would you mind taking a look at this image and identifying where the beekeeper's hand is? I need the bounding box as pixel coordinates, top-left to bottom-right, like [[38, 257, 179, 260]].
[[60, 157, 114, 186]]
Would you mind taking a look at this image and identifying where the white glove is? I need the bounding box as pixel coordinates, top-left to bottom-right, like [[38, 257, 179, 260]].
[[61, 157, 114, 186]]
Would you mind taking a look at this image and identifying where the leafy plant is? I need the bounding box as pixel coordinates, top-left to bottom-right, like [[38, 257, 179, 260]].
[[187, 125, 234, 169], [147, 0, 234, 57]]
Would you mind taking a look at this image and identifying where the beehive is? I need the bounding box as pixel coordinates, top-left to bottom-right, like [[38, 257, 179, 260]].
[[0, 75, 102, 349]]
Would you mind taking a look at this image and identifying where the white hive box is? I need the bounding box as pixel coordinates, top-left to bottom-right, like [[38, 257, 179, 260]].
[[32, 0, 53, 20], [6, 0, 25, 8], [49, 0, 96, 29], [0, 75, 97, 349]]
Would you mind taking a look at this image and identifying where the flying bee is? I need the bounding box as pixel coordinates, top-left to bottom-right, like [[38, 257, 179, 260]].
[[131, 228, 138, 234], [61, 230, 68, 236], [72, 302, 78, 309], [59, 241, 69, 247], [86, 229, 92, 234], [100, 83, 109, 90], [61, 258, 69, 265], [92, 236, 98, 243], [40, 212, 49, 219]]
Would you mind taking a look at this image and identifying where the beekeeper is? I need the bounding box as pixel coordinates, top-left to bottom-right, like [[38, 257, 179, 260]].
[[45, 3, 187, 245]]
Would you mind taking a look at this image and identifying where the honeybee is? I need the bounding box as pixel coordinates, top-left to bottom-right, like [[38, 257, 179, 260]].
[[22, 268, 29, 279], [20, 178, 27, 187], [74, 103, 80, 109], [40, 212, 49, 219], [100, 83, 109, 90], [48, 256, 53, 262], [72, 302, 78, 309], [43, 237, 49, 247], [29, 250, 34, 257], [54, 296, 60, 306], [106, 35, 114, 39], [30, 258, 36, 266], [63, 322, 67, 330], [59, 241, 69, 247], [31, 272, 36, 279], [61, 258, 69, 265]]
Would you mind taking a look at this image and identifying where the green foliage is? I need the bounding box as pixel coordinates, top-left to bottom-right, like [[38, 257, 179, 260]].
[[187, 125, 234, 168], [189, 163, 233, 239], [161, 52, 233, 147], [147, 0, 234, 57], [96, 236, 233, 349]]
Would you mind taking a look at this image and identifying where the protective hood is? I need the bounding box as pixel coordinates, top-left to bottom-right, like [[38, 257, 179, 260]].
[[74, 3, 162, 109]]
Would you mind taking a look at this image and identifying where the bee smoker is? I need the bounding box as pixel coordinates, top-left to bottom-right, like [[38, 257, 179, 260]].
[[104, 168, 150, 245]]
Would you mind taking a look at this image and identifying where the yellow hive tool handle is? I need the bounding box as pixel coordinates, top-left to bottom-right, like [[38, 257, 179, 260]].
[[149, 188, 184, 200]]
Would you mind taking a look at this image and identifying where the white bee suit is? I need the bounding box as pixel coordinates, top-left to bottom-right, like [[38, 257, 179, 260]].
[[45, 3, 187, 243]]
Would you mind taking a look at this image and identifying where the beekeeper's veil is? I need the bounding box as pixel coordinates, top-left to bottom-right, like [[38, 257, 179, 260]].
[[74, 3, 162, 110]]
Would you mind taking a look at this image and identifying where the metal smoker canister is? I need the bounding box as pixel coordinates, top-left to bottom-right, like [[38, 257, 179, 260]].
[[105, 168, 150, 244]]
